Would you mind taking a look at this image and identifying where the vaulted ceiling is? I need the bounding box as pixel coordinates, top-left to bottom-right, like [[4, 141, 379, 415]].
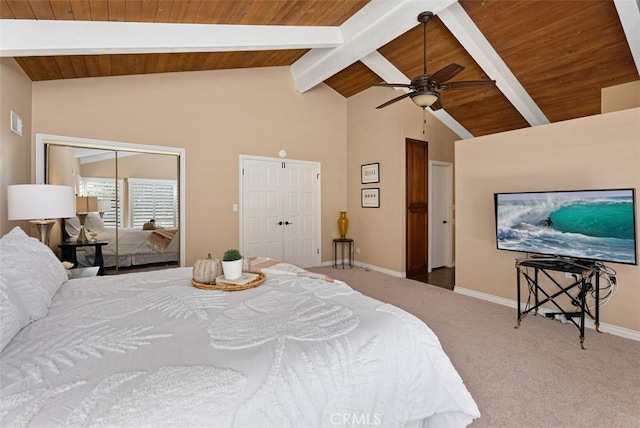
[[1, 0, 638, 139]]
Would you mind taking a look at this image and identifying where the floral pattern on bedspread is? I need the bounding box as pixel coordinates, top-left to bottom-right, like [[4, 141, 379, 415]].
[[0, 268, 480, 427], [208, 289, 358, 350]]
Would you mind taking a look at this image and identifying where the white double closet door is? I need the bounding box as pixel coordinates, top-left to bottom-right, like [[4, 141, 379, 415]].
[[240, 156, 321, 268]]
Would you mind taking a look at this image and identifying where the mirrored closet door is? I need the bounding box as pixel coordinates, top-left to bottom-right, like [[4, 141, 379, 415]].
[[40, 136, 184, 274]]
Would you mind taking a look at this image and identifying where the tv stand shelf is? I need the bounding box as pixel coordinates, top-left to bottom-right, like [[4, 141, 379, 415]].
[[514, 257, 601, 349]]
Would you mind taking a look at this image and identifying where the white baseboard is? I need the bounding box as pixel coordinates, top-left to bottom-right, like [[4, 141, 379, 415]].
[[454, 286, 640, 342], [354, 261, 405, 278], [319, 260, 405, 278]]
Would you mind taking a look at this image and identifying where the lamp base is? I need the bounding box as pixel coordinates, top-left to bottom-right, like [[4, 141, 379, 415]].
[[29, 220, 56, 247], [77, 213, 89, 243], [77, 226, 90, 243]]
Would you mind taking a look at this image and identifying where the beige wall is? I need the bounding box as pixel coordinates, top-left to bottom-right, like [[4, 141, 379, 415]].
[[80, 152, 178, 181], [31, 66, 347, 264], [601, 81, 640, 113], [455, 108, 640, 331], [346, 87, 460, 273], [0, 58, 34, 237], [48, 145, 82, 191]]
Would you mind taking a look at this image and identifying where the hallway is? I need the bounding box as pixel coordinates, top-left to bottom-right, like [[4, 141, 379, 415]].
[[410, 267, 455, 291]]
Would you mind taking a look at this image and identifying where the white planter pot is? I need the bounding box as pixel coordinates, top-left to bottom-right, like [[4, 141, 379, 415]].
[[222, 259, 243, 280]]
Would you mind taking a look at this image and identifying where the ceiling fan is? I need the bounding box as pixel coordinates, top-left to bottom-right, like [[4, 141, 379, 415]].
[[376, 11, 496, 111]]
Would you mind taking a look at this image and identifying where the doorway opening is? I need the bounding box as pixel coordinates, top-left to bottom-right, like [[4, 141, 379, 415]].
[[405, 139, 454, 289]]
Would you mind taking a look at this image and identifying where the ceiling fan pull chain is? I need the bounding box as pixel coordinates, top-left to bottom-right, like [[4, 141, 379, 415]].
[[423, 108, 427, 135]]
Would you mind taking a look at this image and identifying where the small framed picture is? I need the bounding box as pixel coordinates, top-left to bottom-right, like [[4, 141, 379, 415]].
[[361, 162, 380, 184], [361, 188, 380, 208]]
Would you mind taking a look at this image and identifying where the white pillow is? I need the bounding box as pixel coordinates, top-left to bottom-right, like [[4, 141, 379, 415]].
[[85, 213, 105, 233], [65, 214, 105, 237], [0, 276, 31, 353], [0, 227, 68, 321], [65, 216, 81, 237]]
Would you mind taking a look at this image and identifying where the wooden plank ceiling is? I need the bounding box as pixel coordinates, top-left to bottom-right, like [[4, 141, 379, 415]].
[[1, 0, 638, 138]]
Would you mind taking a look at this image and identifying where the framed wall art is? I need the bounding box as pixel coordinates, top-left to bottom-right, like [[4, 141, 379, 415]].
[[361, 188, 380, 208], [361, 162, 380, 184]]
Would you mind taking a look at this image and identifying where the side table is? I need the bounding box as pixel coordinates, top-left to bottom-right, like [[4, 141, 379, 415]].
[[59, 240, 108, 276], [333, 238, 354, 269]]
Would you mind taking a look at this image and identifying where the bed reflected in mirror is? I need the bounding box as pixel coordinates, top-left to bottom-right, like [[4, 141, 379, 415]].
[[44, 143, 181, 274]]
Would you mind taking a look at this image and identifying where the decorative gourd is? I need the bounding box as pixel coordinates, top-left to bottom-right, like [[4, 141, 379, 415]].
[[193, 253, 222, 284]]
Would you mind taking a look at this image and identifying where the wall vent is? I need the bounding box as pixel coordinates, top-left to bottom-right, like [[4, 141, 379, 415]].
[[10, 111, 23, 136]]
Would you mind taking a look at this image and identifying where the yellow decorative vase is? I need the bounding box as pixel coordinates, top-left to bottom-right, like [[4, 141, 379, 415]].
[[337, 211, 349, 239]]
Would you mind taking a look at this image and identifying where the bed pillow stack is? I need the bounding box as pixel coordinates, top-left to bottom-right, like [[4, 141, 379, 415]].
[[0, 226, 69, 352]]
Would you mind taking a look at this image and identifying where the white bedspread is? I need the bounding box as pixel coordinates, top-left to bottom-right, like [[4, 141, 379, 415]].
[[0, 268, 479, 427]]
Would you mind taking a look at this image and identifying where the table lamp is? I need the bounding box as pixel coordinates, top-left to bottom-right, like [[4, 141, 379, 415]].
[[75, 196, 99, 243], [97, 199, 111, 219], [7, 184, 76, 247]]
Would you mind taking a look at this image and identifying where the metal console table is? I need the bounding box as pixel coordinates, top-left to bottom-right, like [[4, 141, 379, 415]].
[[515, 257, 601, 349], [333, 238, 354, 269]]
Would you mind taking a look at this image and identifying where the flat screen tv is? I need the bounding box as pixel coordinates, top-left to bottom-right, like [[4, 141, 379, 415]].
[[494, 189, 637, 265]]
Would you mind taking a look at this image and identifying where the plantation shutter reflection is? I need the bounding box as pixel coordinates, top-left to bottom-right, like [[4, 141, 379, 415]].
[[129, 179, 178, 228], [79, 177, 123, 227]]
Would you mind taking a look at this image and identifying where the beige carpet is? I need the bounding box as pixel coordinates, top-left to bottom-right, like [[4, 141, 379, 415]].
[[308, 266, 640, 428]]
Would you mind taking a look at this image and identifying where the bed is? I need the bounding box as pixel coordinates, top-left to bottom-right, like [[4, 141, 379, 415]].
[[0, 227, 480, 427], [65, 215, 179, 268]]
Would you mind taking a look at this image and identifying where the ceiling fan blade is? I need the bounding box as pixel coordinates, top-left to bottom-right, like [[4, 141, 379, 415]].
[[429, 98, 443, 111], [429, 63, 465, 84], [374, 83, 412, 88], [376, 91, 413, 109], [439, 80, 496, 90]]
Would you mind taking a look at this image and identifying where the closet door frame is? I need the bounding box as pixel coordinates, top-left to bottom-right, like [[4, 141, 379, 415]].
[[239, 154, 321, 268], [35, 133, 186, 267]]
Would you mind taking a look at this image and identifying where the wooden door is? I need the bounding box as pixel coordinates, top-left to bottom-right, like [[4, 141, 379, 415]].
[[406, 138, 429, 278]]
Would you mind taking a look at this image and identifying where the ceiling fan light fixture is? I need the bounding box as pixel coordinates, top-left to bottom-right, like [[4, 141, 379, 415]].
[[411, 90, 439, 108], [374, 11, 495, 111]]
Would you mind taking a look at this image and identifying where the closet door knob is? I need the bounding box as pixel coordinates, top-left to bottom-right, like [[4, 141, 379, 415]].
[[277, 221, 283, 225], [285, 221, 292, 225]]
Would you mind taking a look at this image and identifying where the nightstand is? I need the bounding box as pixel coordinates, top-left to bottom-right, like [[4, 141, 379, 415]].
[[59, 240, 108, 276]]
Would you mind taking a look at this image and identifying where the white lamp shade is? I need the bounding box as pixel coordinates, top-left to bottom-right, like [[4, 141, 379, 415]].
[[8, 184, 76, 220], [97, 199, 111, 211]]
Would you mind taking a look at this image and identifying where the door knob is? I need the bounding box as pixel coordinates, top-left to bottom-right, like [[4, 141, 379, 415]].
[[442, 220, 448, 224], [277, 221, 283, 225], [285, 221, 292, 225]]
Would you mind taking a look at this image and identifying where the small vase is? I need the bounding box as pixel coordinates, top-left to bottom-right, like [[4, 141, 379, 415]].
[[337, 211, 349, 239]]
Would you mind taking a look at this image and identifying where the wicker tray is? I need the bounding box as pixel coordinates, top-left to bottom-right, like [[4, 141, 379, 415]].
[[191, 271, 266, 291]]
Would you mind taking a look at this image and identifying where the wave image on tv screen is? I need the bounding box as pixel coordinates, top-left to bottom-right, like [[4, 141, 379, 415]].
[[495, 189, 637, 264]]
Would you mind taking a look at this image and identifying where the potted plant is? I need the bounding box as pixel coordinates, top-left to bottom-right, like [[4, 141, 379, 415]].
[[222, 248, 243, 280]]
